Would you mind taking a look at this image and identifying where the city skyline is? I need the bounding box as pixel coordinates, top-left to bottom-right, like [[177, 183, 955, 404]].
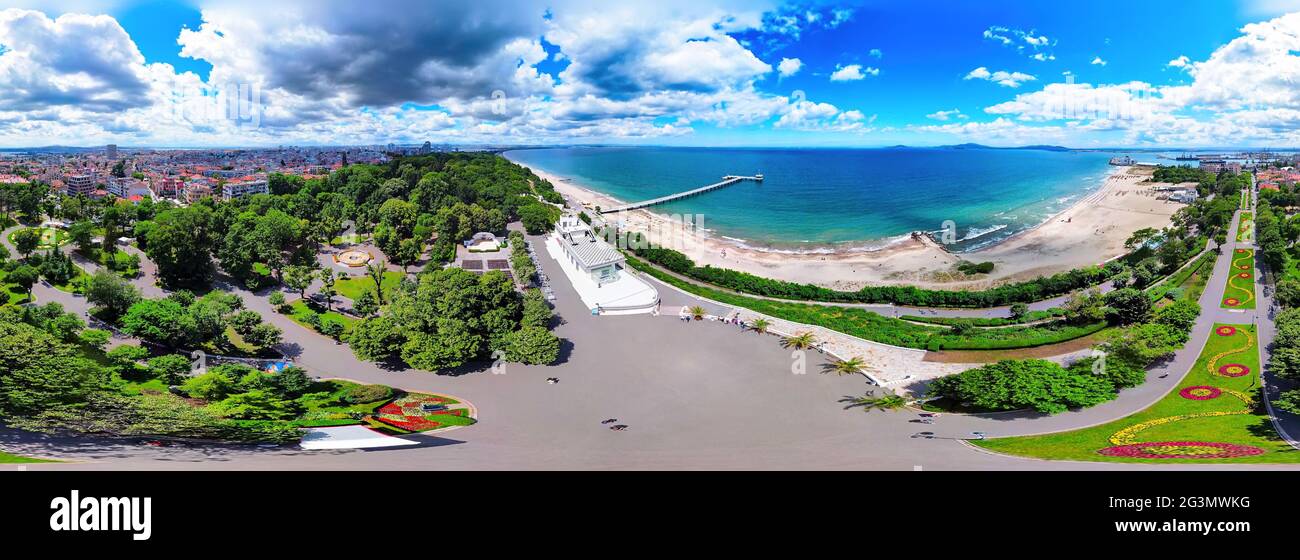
[[2, 1, 1300, 148]]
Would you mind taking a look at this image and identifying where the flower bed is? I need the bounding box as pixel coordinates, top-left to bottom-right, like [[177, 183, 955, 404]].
[[371, 393, 469, 432], [1217, 363, 1250, 377], [1179, 386, 1222, 400], [1098, 441, 1265, 459]]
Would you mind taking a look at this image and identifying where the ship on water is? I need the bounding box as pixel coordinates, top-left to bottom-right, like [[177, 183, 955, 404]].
[[1175, 152, 1199, 161]]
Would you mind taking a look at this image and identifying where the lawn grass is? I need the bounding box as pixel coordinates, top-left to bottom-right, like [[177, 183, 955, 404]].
[[334, 270, 402, 301], [50, 265, 91, 294], [290, 380, 390, 428], [1281, 246, 1300, 285], [0, 450, 52, 464], [975, 324, 1300, 464], [77, 246, 141, 277], [1221, 248, 1256, 310], [0, 269, 33, 305], [7, 226, 68, 250], [285, 298, 358, 335], [626, 254, 1106, 351], [1236, 211, 1253, 242], [1179, 253, 1214, 302]]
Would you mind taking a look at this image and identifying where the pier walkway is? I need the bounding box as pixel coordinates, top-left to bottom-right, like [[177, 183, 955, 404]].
[[601, 175, 762, 213]]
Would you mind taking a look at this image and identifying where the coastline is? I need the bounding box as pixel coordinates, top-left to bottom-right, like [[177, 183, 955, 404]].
[[507, 151, 1181, 291]]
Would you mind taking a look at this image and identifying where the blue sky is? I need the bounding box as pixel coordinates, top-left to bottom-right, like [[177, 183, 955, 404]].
[[2, 0, 1300, 147]]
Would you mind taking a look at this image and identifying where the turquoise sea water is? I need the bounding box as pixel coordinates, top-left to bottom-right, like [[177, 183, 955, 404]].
[[505, 146, 1115, 253]]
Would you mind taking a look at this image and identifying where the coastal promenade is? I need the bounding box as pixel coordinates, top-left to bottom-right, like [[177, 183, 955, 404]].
[[600, 175, 761, 213]]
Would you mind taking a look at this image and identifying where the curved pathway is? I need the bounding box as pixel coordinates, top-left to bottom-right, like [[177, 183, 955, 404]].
[[928, 205, 1296, 448]]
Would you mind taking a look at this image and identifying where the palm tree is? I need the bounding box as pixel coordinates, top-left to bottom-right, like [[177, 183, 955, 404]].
[[749, 317, 771, 334], [840, 393, 909, 412], [823, 356, 866, 375], [688, 305, 706, 320], [782, 331, 816, 350]]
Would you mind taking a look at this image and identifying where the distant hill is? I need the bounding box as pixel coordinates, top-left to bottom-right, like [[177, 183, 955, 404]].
[[938, 143, 1073, 152], [0, 146, 101, 154]]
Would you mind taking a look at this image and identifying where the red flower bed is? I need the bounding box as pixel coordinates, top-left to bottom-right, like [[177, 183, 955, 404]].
[[1217, 364, 1250, 378], [1179, 386, 1222, 400], [1216, 326, 1237, 337], [1236, 249, 1248, 254], [1238, 272, 1252, 279], [375, 415, 441, 431], [1098, 441, 1264, 459], [370, 394, 459, 432], [1223, 298, 1241, 307]]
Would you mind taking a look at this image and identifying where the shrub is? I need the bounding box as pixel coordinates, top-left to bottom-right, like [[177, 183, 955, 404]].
[[342, 383, 393, 404], [957, 261, 995, 275], [504, 326, 561, 365], [927, 359, 1117, 414], [79, 328, 111, 350], [147, 354, 192, 385], [230, 310, 263, 335], [318, 316, 345, 339], [180, 370, 237, 401]]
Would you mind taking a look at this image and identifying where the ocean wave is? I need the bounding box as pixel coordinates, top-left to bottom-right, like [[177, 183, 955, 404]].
[[958, 224, 1008, 242]]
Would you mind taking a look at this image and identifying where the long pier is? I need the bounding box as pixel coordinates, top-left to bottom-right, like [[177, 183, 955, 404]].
[[600, 174, 763, 213]]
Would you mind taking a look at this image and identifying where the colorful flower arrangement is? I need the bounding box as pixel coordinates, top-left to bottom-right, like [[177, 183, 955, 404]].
[[1109, 410, 1252, 445], [1217, 363, 1250, 378], [1098, 324, 1262, 460], [372, 394, 462, 432], [1179, 386, 1222, 400], [1098, 441, 1265, 459]]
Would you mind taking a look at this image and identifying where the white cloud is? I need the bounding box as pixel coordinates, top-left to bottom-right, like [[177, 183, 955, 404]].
[[1091, 56, 1107, 66], [0, 1, 888, 146], [1168, 55, 1191, 68], [926, 109, 967, 121], [775, 96, 873, 132], [983, 25, 1056, 60], [777, 57, 802, 78], [964, 67, 1037, 88], [0, 9, 154, 113], [868, 48, 882, 58], [830, 64, 877, 81], [914, 117, 1066, 145]]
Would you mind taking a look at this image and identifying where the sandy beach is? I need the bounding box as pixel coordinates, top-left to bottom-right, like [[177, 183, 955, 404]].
[[520, 159, 1187, 291]]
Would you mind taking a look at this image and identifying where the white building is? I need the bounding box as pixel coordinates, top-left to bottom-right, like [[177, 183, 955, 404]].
[[555, 214, 624, 284], [546, 214, 659, 315], [221, 176, 269, 200]]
